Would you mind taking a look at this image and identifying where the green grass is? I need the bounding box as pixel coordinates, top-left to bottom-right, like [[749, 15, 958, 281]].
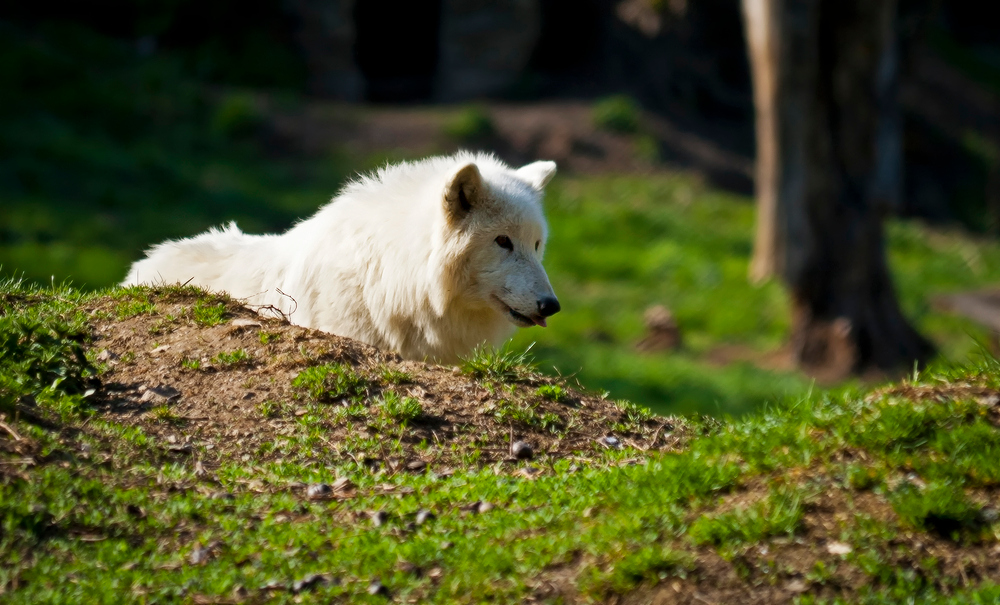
[[292, 363, 370, 402], [376, 364, 412, 385], [0, 277, 96, 416], [257, 399, 282, 419], [688, 487, 805, 549], [192, 300, 228, 327], [3, 281, 1000, 602], [113, 297, 156, 320], [259, 330, 281, 345], [210, 349, 251, 368], [374, 390, 423, 424], [507, 174, 1000, 415], [149, 404, 182, 425], [492, 398, 563, 433], [536, 383, 568, 402], [461, 344, 536, 382]]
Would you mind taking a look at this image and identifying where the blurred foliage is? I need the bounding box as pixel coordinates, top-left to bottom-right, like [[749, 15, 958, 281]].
[[210, 93, 266, 140], [3, 2, 306, 89], [512, 173, 1000, 415], [444, 105, 496, 143], [0, 21, 344, 287], [592, 95, 641, 134]]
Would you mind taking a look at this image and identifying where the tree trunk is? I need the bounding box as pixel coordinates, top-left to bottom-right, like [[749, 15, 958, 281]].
[[742, 0, 934, 377]]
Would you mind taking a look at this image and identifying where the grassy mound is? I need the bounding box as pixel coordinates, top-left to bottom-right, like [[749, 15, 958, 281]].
[[3, 281, 1000, 603]]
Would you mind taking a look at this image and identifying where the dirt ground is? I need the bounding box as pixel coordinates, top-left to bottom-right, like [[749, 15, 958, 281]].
[[83, 288, 687, 476], [266, 98, 753, 190]]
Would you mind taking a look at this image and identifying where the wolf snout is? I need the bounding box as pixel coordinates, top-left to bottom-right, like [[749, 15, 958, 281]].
[[537, 296, 561, 317]]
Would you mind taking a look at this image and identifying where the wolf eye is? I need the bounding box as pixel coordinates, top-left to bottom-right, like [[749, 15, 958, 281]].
[[535, 241, 540, 251], [495, 235, 513, 251]]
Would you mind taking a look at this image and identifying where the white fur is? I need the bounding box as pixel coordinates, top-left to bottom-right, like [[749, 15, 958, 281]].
[[123, 152, 559, 363]]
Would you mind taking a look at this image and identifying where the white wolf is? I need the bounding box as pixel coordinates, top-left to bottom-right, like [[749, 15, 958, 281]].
[[123, 152, 561, 363]]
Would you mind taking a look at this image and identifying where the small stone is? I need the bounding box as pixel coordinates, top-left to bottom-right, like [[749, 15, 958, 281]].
[[514, 466, 543, 479], [306, 483, 333, 499], [96, 349, 119, 362], [367, 578, 390, 596], [167, 444, 193, 454], [140, 384, 181, 404], [261, 579, 286, 592], [441, 541, 454, 550], [511, 441, 534, 460], [406, 460, 428, 472], [597, 435, 622, 449], [231, 585, 249, 599], [905, 472, 927, 490], [980, 507, 1000, 524], [231, 318, 262, 328], [415, 509, 435, 525], [291, 573, 327, 593], [476, 501, 494, 514], [785, 579, 809, 593], [210, 491, 235, 501], [826, 541, 853, 555], [427, 567, 444, 581], [150, 345, 170, 354], [370, 510, 390, 527], [331, 476, 355, 492], [396, 561, 420, 576], [189, 545, 211, 565]]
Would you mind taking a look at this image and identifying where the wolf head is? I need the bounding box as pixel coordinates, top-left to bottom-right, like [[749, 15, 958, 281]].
[[435, 157, 560, 330]]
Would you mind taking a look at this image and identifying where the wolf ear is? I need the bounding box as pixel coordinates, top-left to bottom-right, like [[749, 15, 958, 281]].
[[516, 160, 557, 190], [444, 162, 482, 222]]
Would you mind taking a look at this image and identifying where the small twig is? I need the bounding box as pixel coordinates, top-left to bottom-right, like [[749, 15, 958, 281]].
[[0, 419, 22, 441], [275, 288, 298, 318], [648, 421, 670, 449], [247, 304, 290, 322]]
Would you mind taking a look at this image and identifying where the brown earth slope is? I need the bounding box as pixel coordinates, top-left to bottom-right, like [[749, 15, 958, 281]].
[[84, 286, 687, 477]]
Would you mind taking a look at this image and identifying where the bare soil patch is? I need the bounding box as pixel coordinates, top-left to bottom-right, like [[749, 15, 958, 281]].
[[83, 288, 687, 475]]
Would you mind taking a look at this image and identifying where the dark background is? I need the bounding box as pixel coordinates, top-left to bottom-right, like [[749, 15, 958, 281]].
[[5, 1, 997, 228]]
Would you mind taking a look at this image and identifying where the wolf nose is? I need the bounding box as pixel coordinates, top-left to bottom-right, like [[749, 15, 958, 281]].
[[537, 296, 561, 317]]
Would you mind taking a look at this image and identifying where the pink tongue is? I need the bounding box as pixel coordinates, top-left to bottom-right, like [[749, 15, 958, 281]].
[[534, 317, 547, 328]]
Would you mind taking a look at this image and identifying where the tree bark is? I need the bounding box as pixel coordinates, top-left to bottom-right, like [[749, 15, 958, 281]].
[[742, 0, 934, 376]]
